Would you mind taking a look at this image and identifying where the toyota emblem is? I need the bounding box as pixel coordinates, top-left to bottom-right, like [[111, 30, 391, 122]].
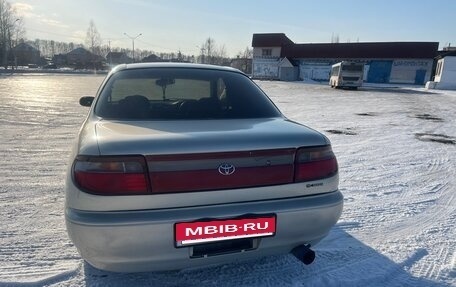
[[218, 163, 236, 176]]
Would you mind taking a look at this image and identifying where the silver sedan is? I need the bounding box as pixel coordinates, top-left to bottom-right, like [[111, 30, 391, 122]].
[[65, 63, 343, 272]]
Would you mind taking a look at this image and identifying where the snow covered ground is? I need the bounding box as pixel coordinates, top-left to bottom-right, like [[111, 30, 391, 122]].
[[0, 74, 455, 286]]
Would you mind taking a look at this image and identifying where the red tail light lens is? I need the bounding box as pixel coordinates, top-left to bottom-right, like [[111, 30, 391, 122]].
[[73, 156, 149, 195], [295, 146, 338, 182]]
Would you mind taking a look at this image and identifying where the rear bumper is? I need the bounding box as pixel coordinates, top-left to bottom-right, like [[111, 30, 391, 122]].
[[65, 191, 343, 272]]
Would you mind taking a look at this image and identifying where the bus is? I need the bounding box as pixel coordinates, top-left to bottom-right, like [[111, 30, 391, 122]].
[[329, 61, 364, 89]]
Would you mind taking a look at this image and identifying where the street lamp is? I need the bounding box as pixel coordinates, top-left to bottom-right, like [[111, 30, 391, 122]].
[[124, 33, 142, 62]]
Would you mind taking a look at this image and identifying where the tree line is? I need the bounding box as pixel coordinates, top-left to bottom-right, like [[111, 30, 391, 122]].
[[0, 0, 252, 69], [0, 0, 24, 68]]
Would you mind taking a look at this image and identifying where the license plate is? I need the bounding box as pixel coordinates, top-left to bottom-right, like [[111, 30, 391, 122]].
[[175, 215, 276, 247]]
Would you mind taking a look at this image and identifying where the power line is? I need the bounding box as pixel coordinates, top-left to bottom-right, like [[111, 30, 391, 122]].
[[101, 37, 125, 41], [25, 27, 76, 39]]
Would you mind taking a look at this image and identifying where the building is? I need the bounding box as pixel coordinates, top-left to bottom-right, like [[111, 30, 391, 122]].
[[52, 54, 67, 66], [106, 52, 133, 65], [426, 51, 456, 90], [141, 54, 162, 62], [230, 57, 252, 75], [442, 46, 456, 52], [66, 47, 105, 69], [12, 42, 40, 66], [252, 33, 439, 85]]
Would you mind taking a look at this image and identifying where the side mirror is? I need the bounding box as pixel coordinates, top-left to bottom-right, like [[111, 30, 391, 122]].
[[79, 96, 94, 107]]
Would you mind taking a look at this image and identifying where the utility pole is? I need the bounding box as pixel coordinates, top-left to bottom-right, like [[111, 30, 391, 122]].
[[124, 33, 142, 62]]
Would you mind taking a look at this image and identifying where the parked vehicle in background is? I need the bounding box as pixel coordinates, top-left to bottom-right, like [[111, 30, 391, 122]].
[[65, 63, 343, 272], [329, 61, 364, 89]]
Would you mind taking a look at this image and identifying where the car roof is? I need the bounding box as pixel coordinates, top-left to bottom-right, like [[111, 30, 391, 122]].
[[111, 62, 244, 74]]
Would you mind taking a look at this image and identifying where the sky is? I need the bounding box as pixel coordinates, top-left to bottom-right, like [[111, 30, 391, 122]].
[[9, 0, 456, 57]]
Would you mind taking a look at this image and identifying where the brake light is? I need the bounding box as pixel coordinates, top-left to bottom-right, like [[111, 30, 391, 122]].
[[73, 156, 149, 195], [294, 146, 338, 182]]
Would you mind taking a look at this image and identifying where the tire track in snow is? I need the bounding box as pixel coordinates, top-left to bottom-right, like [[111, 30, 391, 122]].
[[0, 263, 81, 286], [382, 166, 455, 240]]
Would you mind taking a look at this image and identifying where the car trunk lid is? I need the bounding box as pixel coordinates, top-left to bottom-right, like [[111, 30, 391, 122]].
[[94, 118, 329, 193], [95, 118, 328, 155]]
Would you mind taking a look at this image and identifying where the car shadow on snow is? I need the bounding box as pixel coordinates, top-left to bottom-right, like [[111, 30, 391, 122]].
[[82, 226, 444, 287]]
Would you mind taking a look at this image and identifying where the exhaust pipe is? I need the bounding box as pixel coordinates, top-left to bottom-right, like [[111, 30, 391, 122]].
[[291, 244, 316, 265]]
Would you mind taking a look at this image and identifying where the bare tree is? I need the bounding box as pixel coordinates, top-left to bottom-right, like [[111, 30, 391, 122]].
[[84, 20, 102, 70], [0, 0, 22, 68], [14, 17, 24, 41], [32, 39, 74, 58], [234, 46, 252, 73], [204, 37, 214, 62], [214, 44, 227, 65], [99, 43, 110, 58], [235, 46, 252, 60], [199, 37, 228, 65], [85, 19, 101, 55]]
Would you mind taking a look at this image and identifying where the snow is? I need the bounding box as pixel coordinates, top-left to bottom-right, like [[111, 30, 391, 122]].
[[0, 75, 455, 286]]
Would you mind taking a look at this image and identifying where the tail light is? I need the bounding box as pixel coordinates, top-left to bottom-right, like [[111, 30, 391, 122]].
[[73, 156, 149, 195], [294, 146, 338, 182]]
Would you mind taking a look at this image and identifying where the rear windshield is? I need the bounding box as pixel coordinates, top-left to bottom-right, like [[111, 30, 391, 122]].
[[94, 68, 281, 120]]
